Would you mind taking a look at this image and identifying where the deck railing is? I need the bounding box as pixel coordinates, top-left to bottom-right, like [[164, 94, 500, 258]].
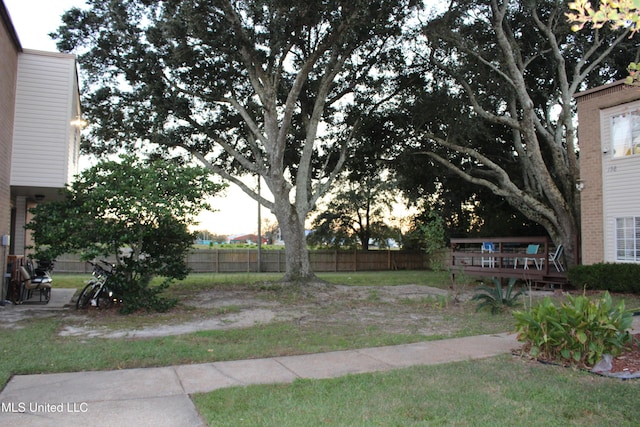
[[449, 236, 567, 286]]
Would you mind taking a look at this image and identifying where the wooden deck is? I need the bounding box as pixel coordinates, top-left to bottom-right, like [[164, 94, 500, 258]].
[[450, 237, 568, 288]]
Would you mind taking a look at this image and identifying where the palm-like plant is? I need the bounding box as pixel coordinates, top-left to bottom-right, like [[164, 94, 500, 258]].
[[472, 278, 525, 314]]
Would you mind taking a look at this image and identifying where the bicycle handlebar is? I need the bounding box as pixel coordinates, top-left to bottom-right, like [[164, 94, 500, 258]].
[[87, 260, 115, 275]]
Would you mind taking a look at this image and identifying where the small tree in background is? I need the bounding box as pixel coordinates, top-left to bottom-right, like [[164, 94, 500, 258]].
[[260, 219, 281, 245], [403, 210, 447, 271], [309, 175, 397, 250], [419, 211, 447, 257], [27, 154, 224, 313]]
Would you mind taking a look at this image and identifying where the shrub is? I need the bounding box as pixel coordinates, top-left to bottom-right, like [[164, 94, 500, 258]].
[[472, 277, 525, 314], [108, 270, 177, 314], [568, 263, 640, 293], [513, 292, 633, 367]]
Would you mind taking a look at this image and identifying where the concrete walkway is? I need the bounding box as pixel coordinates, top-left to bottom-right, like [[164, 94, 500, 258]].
[[0, 331, 519, 427]]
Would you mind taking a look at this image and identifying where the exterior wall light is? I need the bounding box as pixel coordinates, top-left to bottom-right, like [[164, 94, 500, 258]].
[[70, 116, 87, 128]]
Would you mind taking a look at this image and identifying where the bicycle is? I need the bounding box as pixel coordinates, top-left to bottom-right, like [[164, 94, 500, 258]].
[[76, 261, 119, 309]]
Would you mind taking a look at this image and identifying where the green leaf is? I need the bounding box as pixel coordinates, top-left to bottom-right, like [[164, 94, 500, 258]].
[[530, 346, 540, 358], [576, 331, 588, 344]]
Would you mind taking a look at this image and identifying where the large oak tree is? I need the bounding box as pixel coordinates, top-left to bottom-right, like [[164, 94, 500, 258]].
[[404, 0, 636, 266], [54, 0, 418, 283]]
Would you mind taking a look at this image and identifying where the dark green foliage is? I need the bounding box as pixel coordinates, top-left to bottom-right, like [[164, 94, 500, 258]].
[[514, 292, 633, 367], [402, 210, 448, 269], [472, 277, 525, 314], [109, 273, 176, 314], [568, 263, 640, 294], [27, 155, 223, 313]]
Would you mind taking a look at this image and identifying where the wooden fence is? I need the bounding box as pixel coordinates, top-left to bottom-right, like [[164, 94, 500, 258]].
[[51, 249, 432, 274]]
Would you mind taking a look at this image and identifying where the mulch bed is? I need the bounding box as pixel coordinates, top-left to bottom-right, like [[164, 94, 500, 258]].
[[607, 333, 640, 376], [515, 333, 640, 379]]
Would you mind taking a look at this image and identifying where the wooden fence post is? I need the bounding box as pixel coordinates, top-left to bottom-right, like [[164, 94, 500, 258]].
[[354, 249, 357, 272]]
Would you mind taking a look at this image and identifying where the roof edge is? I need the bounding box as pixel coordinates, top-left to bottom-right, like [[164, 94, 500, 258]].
[[0, 0, 22, 52], [574, 79, 628, 99], [22, 48, 76, 60]]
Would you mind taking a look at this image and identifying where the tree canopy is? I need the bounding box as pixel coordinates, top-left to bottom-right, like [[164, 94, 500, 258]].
[[567, 0, 640, 84], [394, 0, 636, 266], [567, 0, 640, 34], [53, 0, 420, 282], [51, 0, 640, 273]]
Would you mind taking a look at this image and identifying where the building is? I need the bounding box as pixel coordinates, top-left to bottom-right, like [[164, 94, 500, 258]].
[[575, 80, 640, 265], [1, 1, 82, 279], [0, 2, 19, 273], [228, 234, 268, 245]]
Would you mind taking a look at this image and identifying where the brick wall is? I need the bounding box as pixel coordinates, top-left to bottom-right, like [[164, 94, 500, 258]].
[[0, 14, 19, 244], [576, 81, 640, 265]]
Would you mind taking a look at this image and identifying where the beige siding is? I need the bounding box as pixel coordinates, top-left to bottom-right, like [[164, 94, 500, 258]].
[[576, 82, 640, 265], [10, 50, 79, 188], [600, 101, 640, 262]]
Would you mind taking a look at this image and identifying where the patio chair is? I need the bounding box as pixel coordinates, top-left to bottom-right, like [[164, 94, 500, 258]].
[[514, 244, 542, 270], [481, 242, 495, 268], [19, 266, 51, 304], [548, 245, 565, 272]]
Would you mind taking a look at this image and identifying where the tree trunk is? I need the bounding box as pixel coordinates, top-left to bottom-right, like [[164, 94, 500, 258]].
[[557, 223, 579, 268], [547, 202, 580, 268], [358, 229, 371, 250], [272, 201, 316, 283]]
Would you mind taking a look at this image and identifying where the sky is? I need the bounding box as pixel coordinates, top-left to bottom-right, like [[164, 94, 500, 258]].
[[4, 0, 269, 236]]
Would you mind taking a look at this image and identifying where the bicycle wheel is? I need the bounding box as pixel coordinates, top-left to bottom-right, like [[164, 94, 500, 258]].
[[76, 282, 96, 309]]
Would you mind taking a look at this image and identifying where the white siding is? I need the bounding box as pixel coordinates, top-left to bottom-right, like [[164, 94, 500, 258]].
[[600, 100, 640, 262], [10, 50, 80, 188]]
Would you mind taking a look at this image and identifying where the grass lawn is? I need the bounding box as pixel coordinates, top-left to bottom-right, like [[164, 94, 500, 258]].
[[2, 270, 639, 425], [194, 355, 640, 426]]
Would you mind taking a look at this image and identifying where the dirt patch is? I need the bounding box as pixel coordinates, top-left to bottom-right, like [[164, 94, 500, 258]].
[[56, 284, 474, 339], [59, 308, 295, 338]]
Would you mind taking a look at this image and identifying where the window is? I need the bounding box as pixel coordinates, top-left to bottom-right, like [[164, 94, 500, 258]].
[[616, 217, 640, 261], [611, 112, 640, 158]]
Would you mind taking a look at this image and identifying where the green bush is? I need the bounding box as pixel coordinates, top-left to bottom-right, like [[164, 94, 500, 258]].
[[568, 263, 640, 293], [472, 277, 525, 314], [513, 292, 633, 367], [109, 271, 177, 314]]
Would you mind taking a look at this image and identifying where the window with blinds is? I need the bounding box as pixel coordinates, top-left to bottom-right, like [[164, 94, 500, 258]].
[[616, 217, 640, 261]]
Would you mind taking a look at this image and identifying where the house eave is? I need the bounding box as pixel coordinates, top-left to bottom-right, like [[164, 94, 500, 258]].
[[0, 0, 22, 52]]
